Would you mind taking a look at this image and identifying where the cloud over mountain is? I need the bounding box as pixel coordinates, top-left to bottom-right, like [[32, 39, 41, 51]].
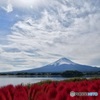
[[0, 0, 100, 71]]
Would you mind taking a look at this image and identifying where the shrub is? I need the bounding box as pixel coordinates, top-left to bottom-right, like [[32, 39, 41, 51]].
[[0, 79, 100, 100]]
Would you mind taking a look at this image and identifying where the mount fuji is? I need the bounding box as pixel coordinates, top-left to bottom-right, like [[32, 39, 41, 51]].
[[23, 58, 100, 73]]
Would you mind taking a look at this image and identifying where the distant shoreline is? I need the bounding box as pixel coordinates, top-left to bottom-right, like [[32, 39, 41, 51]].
[[0, 70, 100, 78], [0, 74, 62, 77], [0, 74, 100, 78]]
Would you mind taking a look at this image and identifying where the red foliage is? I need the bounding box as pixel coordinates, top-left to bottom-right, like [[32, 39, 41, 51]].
[[47, 88, 57, 99], [55, 90, 67, 100], [1, 87, 12, 100], [0, 79, 100, 100], [13, 85, 28, 100], [0, 90, 6, 100]]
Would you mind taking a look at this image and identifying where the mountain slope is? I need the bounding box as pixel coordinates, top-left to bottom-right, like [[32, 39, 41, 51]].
[[23, 58, 100, 73]]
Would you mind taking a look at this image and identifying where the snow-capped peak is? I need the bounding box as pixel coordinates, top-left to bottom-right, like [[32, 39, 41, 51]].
[[51, 58, 75, 66]]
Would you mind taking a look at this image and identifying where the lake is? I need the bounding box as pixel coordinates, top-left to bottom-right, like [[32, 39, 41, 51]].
[[0, 76, 68, 87], [0, 76, 96, 87]]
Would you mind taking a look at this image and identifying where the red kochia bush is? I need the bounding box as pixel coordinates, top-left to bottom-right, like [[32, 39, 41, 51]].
[[47, 88, 57, 99], [29, 84, 42, 100], [13, 85, 28, 100], [33, 91, 47, 100], [6, 85, 15, 99], [55, 90, 67, 100], [0, 90, 6, 100], [0, 79, 100, 100], [1, 87, 12, 100]]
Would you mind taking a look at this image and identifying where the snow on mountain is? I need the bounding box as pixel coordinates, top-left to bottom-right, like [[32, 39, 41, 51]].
[[50, 58, 75, 66], [5, 58, 100, 73], [20, 58, 100, 73]]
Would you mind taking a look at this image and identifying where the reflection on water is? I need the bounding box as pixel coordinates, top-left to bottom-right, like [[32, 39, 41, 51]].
[[0, 76, 67, 87]]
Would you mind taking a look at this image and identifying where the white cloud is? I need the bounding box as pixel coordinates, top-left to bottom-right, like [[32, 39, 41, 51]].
[[0, 0, 100, 71], [0, 0, 49, 12], [0, 63, 15, 72], [1, 0, 13, 13], [12, 0, 48, 8], [8, 12, 100, 66]]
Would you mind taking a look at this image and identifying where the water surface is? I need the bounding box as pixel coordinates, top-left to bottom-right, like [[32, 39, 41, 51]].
[[0, 76, 67, 87]]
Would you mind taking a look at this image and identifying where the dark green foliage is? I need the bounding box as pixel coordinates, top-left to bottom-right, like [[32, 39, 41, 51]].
[[61, 70, 83, 77]]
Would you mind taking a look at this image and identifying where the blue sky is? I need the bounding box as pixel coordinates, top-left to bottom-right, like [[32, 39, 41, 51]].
[[0, 0, 100, 72]]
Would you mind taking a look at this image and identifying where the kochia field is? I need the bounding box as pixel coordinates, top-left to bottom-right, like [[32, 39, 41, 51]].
[[0, 79, 100, 100]]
